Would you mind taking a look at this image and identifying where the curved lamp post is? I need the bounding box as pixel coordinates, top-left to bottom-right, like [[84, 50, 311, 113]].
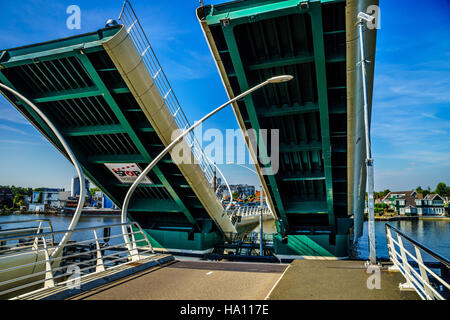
[[0, 83, 86, 259], [120, 75, 293, 248], [226, 162, 258, 175]]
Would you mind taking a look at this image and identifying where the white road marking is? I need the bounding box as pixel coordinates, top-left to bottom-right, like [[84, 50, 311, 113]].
[[264, 264, 290, 300]]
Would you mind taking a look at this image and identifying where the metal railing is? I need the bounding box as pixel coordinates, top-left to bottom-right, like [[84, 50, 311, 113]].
[[118, 0, 215, 185], [0, 222, 154, 299], [225, 206, 273, 225], [385, 224, 449, 300], [0, 219, 55, 251], [0, 219, 53, 235], [223, 231, 274, 245]]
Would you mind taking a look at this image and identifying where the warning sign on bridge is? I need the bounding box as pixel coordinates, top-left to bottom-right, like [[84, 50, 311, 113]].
[[104, 163, 153, 184]]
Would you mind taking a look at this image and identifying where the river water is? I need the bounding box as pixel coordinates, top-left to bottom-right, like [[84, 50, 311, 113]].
[[354, 219, 450, 260], [1, 214, 449, 260]]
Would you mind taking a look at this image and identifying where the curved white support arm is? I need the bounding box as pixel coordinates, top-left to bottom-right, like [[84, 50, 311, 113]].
[[120, 76, 293, 244], [0, 83, 86, 258]]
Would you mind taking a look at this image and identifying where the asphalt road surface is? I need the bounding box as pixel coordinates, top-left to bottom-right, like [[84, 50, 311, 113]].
[[70, 260, 288, 300]]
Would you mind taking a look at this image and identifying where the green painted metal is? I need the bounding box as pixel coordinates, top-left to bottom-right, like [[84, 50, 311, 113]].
[[309, 3, 335, 228], [201, 0, 352, 256], [0, 26, 224, 244], [205, 0, 344, 26], [273, 234, 334, 257], [63, 124, 126, 136], [76, 52, 198, 228], [221, 25, 290, 233], [142, 228, 223, 251]]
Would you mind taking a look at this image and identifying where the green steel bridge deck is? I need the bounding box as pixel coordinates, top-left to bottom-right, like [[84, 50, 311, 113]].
[[0, 24, 231, 252], [198, 0, 378, 257], [0, 0, 377, 258]]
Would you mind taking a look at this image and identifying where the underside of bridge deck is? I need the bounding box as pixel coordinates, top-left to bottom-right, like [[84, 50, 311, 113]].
[[198, 0, 378, 257], [0, 25, 225, 252]]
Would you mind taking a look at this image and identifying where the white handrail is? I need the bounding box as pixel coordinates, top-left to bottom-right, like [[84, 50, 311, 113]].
[[0, 222, 154, 299], [0, 83, 86, 259], [385, 224, 449, 300]]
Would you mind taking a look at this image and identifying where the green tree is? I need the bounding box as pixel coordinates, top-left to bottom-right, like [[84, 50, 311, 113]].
[[90, 187, 100, 197], [13, 194, 24, 208], [434, 182, 448, 196]]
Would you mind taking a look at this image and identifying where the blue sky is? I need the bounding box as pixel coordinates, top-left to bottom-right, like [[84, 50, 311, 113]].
[[0, 0, 449, 192]]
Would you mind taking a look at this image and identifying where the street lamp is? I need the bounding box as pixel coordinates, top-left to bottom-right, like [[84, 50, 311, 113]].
[[357, 12, 376, 265], [120, 75, 293, 246], [226, 162, 258, 175]]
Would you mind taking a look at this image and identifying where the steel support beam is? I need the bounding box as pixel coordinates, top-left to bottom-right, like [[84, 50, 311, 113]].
[[309, 3, 335, 228], [63, 124, 126, 136], [247, 54, 314, 71], [221, 25, 289, 233], [0, 72, 63, 150], [74, 53, 198, 228], [258, 103, 319, 117], [0, 76, 123, 207], [279, 141, 322, 153]]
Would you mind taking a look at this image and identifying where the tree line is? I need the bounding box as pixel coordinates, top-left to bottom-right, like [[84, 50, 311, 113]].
[[0, 185, 34, 209], [415, 182, 450, 198], [372, 182, 450, 199]]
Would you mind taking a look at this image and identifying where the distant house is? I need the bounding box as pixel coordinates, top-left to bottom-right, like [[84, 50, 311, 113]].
[[28, 203, 46, 212], [382, 191, 418, 215], [415, 194, 446, 216], [381, 190, 446, 216], [32, 188, 66, 209]]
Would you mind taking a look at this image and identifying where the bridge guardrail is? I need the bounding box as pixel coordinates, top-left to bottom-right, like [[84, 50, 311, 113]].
[[0, 222, 154, 299], [0, 219, 54, 246], [225, 206, 273, 225], [385, 224, 449, 300], [222, 231, 273, 245], [118, 1, 216, 185]]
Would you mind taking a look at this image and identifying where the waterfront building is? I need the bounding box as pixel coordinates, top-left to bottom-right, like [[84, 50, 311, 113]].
[[93, 191, 118, 209], [382, 190, 446, 216], [383, 191, 418, 214], [71, 177, 91, 197], [415, 194, 446, 216], [375, 197, 384, 204], [28, 203, 45, 212], [24, 196, 31, 205], [31, 188, 65, 209]]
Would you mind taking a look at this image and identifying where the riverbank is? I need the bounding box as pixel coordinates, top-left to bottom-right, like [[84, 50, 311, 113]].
[[374, 215, 450, 221], [0, 210, 60, 216], [0, 210, 120, 217]]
